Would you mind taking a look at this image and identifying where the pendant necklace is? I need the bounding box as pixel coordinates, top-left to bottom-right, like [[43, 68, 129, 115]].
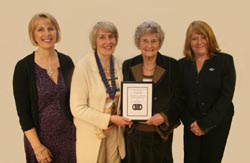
[[37, 53, 53, 76], [95, 52, 116, 99], [47, 65, 53, 76]]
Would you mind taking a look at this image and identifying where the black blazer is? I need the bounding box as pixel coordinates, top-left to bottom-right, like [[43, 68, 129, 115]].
[[122, 52, 184, 131], [178, 52, 236, 133], [13, 51, 74, 132]]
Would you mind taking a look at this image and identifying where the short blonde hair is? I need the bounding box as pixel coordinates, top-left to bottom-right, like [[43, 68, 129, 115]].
[[184, 20, 220, 61], [89, 21, 118, 51], [134, 21, 165, 49], [28, 12, 61, 46]]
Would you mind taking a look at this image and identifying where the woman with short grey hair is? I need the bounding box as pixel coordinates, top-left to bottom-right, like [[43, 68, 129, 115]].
[[70, 21, 132, 163], [122, 21, 184, 163], [134, 21, 164, 48]]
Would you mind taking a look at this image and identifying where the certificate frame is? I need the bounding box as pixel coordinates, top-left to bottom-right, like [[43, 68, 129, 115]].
[[121, 81, 153, 120]]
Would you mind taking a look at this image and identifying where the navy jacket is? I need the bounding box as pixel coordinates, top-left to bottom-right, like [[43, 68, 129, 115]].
[[13, 51, 74, 132], [178, 52, 236, 133]]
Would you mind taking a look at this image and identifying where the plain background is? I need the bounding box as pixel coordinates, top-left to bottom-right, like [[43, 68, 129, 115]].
[[1, 0, 249, 162]]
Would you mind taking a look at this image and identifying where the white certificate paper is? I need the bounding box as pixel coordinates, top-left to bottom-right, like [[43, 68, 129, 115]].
[[122, 82, 153, 120]]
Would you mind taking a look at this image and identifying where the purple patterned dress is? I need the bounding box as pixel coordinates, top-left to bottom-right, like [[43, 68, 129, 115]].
[[24, 64, 76, 163]]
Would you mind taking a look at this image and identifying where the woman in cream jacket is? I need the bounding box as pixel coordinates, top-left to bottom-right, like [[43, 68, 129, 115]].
[[70, 21, 132, 163]]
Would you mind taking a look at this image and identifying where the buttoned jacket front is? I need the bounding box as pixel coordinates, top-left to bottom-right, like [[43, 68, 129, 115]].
[[178, 52, 236, 132]]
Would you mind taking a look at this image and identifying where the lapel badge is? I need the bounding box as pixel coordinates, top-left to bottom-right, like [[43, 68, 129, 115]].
[[209, 68, 215, 71]]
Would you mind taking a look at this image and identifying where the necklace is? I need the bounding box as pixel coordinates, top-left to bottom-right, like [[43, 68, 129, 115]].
[[95, 52, 116, 99], [36, 51, 57, 76], [47, 65, 53, 76], [143, 64, 156, 71], [105, 66, 110, 73]]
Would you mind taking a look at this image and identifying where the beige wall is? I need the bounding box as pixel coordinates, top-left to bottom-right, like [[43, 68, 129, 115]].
[[1, 0, 249, 162]]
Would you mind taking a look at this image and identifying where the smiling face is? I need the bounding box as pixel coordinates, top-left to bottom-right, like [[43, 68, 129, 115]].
[[190, 32, 208, 57], [33, 18, 57, 50], [96, 29, 117, 57], [139, 33, 161, 58]]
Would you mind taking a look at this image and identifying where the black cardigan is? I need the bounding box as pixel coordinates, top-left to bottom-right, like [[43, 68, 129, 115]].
[[13, 51, 74, 132], [122, 52, 184, 138], [178, 52, 236, 133]]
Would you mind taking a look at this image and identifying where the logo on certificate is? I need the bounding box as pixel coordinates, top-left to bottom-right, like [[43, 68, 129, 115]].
[[132, 104, 143, 110]]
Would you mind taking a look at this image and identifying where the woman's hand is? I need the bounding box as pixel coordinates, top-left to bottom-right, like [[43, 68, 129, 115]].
[[190, 121, 205, 136], [110, 115, 133, 128], [23, 129, 53, 163], [34, 145, 53, 163], [146, 113, 164, 126]]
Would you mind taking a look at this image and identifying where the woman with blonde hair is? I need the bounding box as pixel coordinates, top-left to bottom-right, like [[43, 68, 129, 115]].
[[13, 13, 76, 163], [179, 20, 236, 163]]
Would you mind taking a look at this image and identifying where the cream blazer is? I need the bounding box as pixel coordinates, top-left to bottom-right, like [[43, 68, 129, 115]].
[[70, 54, 125, 163]]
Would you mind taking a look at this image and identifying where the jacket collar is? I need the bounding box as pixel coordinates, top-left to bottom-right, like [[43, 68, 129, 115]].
[[131, 63, 166, 83]]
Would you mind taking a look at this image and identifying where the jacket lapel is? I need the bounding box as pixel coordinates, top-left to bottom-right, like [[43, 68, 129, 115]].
[[131, 64, 143, 82], [131, 63, 166, 84], [152, 66, 166, 84]]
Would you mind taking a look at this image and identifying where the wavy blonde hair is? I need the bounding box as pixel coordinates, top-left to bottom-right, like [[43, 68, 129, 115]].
[[183, 20, 220, 61]]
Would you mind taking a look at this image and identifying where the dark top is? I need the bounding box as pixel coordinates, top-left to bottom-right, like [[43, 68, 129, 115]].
[[13, 51, 74, 132], [24, 64, 76, 163], [178, 52, 236, 133], [122, 52, 184, 129]]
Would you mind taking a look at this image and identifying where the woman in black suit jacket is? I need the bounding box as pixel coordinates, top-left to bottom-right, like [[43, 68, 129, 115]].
[[122, 21, 184, 163], [179, 20, 236, 163]]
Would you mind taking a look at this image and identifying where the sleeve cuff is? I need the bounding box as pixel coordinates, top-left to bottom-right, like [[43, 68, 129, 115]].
[[159, 112, 170, 129]]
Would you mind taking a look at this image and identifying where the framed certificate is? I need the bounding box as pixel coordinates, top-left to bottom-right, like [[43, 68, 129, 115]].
[[121, 81, 153, 120]]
